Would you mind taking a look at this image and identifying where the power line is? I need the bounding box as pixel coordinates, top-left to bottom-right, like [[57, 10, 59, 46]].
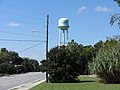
[[0, 17, 43, 26], [18, 42, 44, 52], [12, 42, 34, 50], [0, 30, 45, 38], [32, 29, 46, 35], [49, 18, 58, 37], [0, 10, 41, 20], [4, 2, 45, 15], [0, 38, 45, 42]]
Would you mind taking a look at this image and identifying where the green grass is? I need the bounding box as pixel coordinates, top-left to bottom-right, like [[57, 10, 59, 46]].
[[30, 76, 120, 90]]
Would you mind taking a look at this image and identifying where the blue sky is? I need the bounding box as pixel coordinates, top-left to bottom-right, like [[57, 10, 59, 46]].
[[0, 0, 120, 61]]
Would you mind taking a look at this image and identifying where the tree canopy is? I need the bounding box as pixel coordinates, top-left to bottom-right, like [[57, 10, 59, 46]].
[[40, 40, 95, 83], [0, 48, 40, 75]]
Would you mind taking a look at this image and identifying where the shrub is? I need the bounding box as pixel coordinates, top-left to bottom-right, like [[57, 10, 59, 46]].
[[90, 43, 120, 84], [47, 46, 80, 83]]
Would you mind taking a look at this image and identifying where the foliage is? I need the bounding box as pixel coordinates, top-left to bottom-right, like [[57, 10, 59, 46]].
[[39, 60, 47, 72], [90, 38, 120, 84], [110, 0, 120, 28], [94, 40, 103, 54], [0, 48, 39, 75], [110, 14, 120, 28], [48, 45, 80, 83], [40, 40, 95, 83], [114, 0, 120, 6], [80, 45, 95, 74]]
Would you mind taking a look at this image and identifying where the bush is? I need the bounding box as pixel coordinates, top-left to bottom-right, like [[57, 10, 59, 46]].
[[90, 43, 120, 84], [47, 46, 80, 83], [40, 40, 95, 83]]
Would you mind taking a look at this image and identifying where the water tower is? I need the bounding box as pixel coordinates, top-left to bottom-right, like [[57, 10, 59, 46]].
[[58, 18, 70, 46]]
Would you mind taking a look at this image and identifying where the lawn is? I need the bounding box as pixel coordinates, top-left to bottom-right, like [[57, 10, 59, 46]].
[[30, 76, 120, 90]]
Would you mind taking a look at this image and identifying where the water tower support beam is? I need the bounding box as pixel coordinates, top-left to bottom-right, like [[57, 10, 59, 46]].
[[67, 30, 68, 42], [59, 29, 61, 47], [63, 30, 65, 45]]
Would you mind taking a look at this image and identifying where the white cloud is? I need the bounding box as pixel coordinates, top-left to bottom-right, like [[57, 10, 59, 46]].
[[77, 6, 87, 14], [95, 6, 112, 12], [9, 22, 20, 27]]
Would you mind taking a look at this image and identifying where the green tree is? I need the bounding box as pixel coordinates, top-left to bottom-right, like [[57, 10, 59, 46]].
[[0, 48, 39, 74], [40, 40, 96, 82], [39, 60, 47, 72], [94, 40, 103, 54], [66, 40, 83, 74], [0, 62, 9, 74], [0, 48, 10, 74], [48, 47, 80, 83], [9, 51, 22, 65], [30, 59, 39, 72], [0, 48, 10, 64], [80, 45, 95, 75], [22, 58, 39, 73]]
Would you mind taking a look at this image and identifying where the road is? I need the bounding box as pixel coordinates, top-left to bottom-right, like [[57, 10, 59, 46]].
[[0, 72, 45, 90]]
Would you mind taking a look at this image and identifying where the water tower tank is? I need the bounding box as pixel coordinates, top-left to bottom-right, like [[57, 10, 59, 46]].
[[58, 18, 69, 30]]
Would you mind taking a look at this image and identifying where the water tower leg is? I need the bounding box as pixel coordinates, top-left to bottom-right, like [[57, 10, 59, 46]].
[[67, 30, 69, 43], [63, 30, 65, 45], [59, 29, 61, 47]]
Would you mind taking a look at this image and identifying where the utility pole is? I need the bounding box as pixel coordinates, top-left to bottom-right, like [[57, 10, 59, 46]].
[[46, 14, 49, 83]]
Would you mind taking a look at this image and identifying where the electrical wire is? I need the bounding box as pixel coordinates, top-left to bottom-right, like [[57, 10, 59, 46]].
[[31, 29, 46, 35], [49, 18, 58, 37], [0, 38, 45, 42], [18, 42, 44, 52], [4, 2, 45, 16], [0, 2, 48, 56], [12, 42, 34, 50], [0, 10, 40, 20], [0, 30, 45, 38], [0, 17, 43, 26]]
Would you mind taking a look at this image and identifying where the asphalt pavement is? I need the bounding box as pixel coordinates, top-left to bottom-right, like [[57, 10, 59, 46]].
[[0, 72, 45, 90]]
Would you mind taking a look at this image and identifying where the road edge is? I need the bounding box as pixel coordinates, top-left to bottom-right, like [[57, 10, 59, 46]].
[[9, 78, 46, 90]]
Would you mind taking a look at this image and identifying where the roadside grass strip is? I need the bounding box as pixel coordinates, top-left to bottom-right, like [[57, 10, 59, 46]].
[[30, 76, 120, 90]]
